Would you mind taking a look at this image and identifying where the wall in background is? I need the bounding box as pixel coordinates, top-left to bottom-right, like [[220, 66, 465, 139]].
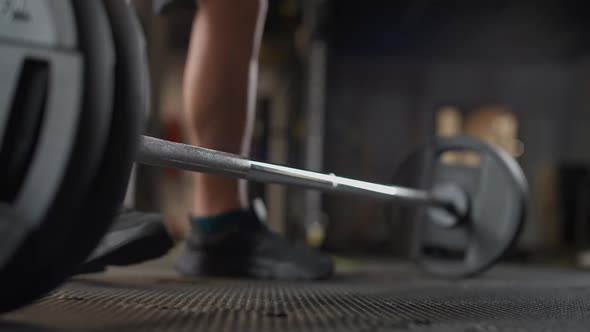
[[322, 0, 590, 255]]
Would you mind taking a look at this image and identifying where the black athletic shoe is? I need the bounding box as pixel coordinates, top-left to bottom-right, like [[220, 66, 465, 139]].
[[176, 211, 334, 280], [77, 208, 175, 274]]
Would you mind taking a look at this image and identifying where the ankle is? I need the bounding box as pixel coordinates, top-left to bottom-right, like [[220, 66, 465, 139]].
[[191, 209, 250, 235], [193, 199, 245, 217]]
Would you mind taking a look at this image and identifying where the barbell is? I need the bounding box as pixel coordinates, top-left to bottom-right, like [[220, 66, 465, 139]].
[[138, 135, 527, 279], [0, 0, 527, 313]]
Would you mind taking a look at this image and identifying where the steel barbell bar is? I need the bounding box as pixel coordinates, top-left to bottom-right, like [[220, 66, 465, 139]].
[[136, 135, 466, 225]]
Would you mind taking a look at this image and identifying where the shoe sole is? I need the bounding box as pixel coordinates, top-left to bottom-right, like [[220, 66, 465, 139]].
[[175, 249, 334, 281], [77, 221, 174, 274]]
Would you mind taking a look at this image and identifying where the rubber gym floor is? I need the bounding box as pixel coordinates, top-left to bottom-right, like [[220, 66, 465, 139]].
[[3, 251, 590, 332]]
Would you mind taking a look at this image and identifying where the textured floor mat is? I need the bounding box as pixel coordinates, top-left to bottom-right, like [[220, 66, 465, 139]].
[[3, 261, 590, 331]]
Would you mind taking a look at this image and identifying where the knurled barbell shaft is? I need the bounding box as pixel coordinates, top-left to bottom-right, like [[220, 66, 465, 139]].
[[136, 135, 453, 211]]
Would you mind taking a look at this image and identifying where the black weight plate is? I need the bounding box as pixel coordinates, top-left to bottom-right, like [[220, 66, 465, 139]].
[[40, 0, 146, 291], [0, 42, 85, 273], [0, 59, 49, 202], [390, 136, 527, 279], [0, 0, 115, 312], [58, 0, 147, 273]]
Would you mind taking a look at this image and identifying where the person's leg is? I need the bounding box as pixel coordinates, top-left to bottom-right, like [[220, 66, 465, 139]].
[[182, 0, 264, 219], [77, 0, 260, 274], [79, 0, 333, 280], [176, 0, 333, 280]]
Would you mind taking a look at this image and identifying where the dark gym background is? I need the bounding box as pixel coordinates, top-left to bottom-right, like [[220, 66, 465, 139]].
[[130, 0, 590, 265]]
